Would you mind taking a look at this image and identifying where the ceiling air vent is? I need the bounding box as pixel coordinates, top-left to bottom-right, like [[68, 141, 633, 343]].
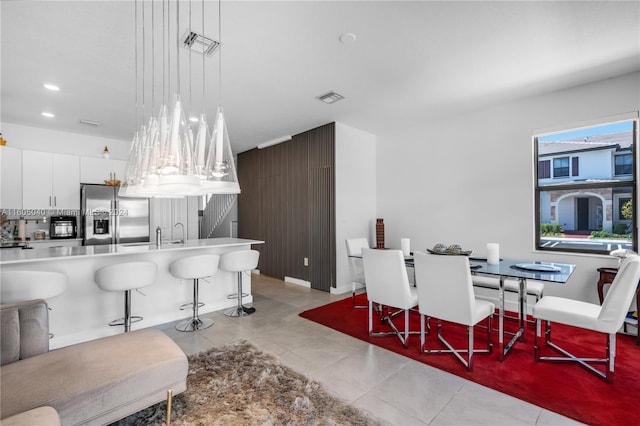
[[316, 91, 344, 104], [182, 31, 219, 56]]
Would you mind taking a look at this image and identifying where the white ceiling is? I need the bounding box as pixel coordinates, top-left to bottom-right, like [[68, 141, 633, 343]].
[[2, 1, 639, 154]]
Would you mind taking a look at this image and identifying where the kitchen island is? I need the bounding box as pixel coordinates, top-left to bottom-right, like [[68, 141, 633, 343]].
[[0, 238, 263, 348]]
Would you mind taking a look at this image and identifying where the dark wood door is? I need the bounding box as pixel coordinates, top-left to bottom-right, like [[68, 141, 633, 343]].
[[577, 197, 589, 230]]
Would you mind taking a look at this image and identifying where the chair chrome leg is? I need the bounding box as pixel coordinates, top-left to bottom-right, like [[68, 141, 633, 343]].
[[351, 282, 368, 309], [421, 319, 491, 371], [225, 271, 250, 317], [535, 319, 614, 383], [177, 278, 214, 331], [369, 301, 419, 347]]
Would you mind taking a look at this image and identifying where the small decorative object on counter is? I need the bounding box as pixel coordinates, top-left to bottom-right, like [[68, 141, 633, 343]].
[[103, 145, 110, 159], [487, 243, 500, 265], [376, 218, 385, 249], [105, 172, 121, 187], [0, 132, 6, 146]]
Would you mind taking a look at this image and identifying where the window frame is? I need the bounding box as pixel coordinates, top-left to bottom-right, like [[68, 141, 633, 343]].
[[534, 118, 638, 255], [552, 157, 570, 178], [614, 153, 633, 176]]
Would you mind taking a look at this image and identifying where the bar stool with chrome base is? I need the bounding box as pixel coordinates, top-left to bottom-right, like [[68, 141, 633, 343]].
[[0, 270, 68, 338], [95, 261, 157, 333], [170, 254, 220, 331], [220, 249, 260, 317]]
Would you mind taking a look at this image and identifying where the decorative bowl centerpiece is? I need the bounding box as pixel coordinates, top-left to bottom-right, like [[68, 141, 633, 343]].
[[427, 243, 472, 256]]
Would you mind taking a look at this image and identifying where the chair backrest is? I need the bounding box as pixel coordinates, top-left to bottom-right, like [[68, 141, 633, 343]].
[[346, 238, 369, 284], [0, 299, 49, 366], [362, 248, 414, 309], [413, 252, 477, 325], [598, 254, 640, 333]]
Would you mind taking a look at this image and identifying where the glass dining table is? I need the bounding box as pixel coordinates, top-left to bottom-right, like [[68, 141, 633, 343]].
[[467, 257, 576, 360], [350, 251, 576, 360]]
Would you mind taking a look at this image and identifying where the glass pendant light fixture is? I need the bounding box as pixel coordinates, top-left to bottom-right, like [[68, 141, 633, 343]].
[[121, 0, 239, 198], [197, 0, 240, 195]]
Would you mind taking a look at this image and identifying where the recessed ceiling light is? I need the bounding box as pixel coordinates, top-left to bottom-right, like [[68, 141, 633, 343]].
[[316, 91, 345, 104], [43, 83, 60, 91], [41, 112, 55, 118], [339, 33, 357, 44], [188, 116, 199, 123]]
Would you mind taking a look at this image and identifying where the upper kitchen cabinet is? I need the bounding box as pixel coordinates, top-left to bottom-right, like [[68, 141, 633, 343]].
[[22, 151, 80, 210], [0, 146, 23, 209], [80, 157, 128, 185]]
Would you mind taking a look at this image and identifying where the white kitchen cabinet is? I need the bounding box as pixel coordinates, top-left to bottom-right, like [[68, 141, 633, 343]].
[[149, 197, 198, 241], [22, 151, 80, 210], [80, 157, 128, 185], [0, 146, 23, 209]]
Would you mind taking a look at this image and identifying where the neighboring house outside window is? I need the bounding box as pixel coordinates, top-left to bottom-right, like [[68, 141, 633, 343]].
[[534, 119, 637, 254]]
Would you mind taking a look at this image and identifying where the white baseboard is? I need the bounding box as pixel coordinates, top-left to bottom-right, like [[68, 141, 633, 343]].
[[284, 276, 311, 288]]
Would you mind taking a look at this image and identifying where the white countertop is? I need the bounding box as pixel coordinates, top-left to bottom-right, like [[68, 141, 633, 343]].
[[0, 238, 264, 264]]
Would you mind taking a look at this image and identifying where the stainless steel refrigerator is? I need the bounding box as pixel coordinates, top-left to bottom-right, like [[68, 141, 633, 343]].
[[81, 184, 150, 245]]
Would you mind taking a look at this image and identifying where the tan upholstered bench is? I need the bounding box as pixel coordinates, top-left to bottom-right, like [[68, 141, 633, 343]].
[[0, 406, 60, 426], [0, 300, 188, 425]]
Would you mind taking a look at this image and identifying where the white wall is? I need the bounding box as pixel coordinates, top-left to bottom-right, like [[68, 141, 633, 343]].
[[376, 71, 640, 304], [334, 122, 377, 293], [1, 123, 131, 159]]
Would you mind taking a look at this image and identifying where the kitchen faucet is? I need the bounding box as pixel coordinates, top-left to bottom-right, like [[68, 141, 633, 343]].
[[174, 222, 185, 243]]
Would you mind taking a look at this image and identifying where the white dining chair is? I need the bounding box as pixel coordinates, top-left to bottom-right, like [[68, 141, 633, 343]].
[[532, 254, 640, 383], [345, 238, 370, 308], [413, 252, 494, 372], [472, 275, 544, 324], [362, 248, 419, 348]]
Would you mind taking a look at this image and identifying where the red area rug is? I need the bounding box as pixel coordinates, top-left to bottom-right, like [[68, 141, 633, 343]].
[[300, 294, 639, 426]]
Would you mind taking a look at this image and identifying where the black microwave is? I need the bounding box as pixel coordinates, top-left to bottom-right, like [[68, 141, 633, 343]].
[[50, 216, 77, 239]]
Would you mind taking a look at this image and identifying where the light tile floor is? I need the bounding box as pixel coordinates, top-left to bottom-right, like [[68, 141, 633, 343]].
[[154, 273, 584, 426]]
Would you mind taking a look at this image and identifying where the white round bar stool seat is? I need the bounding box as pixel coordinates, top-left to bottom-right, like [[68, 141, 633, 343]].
[[1, 270, 68, 304], [95, 261, 157, 333], [1, 270, 68, 338], [219, 250, 260, 317], [170, 254, 220, 332]]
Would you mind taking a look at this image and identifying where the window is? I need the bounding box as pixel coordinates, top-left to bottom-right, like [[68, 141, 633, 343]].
[[615, 153, 633, 176], [538, 160, 550, 179], [534, 119, 637, 255], [553, 157, 569, 177]]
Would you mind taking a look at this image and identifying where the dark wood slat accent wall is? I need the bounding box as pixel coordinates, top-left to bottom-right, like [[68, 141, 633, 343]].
[[308, 124, 335, 292], [237, 123, 335, 291], [285, 131, 310, 281]]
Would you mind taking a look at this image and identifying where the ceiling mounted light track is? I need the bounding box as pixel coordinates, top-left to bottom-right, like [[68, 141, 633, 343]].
[[316, 91, 345, 104], [182, 30, 219, 56]]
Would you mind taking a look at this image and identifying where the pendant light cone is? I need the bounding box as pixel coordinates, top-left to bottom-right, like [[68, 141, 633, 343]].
[[198, 106, 240, 194], [156, 96, 200, 195], [194, 114, 209, 178]]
